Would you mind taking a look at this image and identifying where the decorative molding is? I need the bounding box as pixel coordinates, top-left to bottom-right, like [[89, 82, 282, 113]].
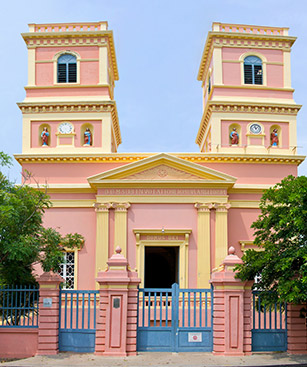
[[112, 202, 131, 212], [94, 202, 112, 212], [196, 101, 301, 146], [14, 153, 305, 166], [194, 202, 215, 212], [18, 101, 122, 146], [216, 203, 231, 212]]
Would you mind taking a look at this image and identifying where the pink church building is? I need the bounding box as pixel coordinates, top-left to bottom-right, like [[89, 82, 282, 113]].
[[5, 21, 305, 357]]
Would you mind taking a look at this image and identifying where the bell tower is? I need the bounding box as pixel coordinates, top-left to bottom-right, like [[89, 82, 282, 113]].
[[19, 22, 121, 154], [196, 22, 301, 157]]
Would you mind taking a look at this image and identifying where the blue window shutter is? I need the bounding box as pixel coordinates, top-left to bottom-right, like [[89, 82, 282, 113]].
[[57, 54, 77, 83], [244, 56, 263, 85]]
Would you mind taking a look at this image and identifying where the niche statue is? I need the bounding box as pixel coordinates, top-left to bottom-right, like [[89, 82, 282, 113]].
[[84, 128, 92, 146], [230, 128, 239, 145], [271, 129, 279, 147], [41, 127, 49, 146]]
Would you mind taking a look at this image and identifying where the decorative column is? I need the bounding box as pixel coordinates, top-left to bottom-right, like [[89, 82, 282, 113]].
[[215, 203, 231, 269], [195, 203, 213, 288], [94, 202, 112, 279], [210, 247, 253, 356], [95, 247, 141, 356], [113, 203, 130, 257], [287, 304, 307, 354], [37, 272, 64, 355]]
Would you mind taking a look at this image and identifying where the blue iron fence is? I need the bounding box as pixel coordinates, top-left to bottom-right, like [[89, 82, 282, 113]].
[[137, 284, 213, 352], [59, 289, 99, 352], [252, 291, 287, 351], [0, 285, 39, 327]]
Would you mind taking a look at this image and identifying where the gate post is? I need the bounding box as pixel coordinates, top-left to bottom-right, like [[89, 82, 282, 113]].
[[95, 247, 141, 356], [287, 304, 307, 354], [36, 271, 64, 355], [210, 247, 253, 356]]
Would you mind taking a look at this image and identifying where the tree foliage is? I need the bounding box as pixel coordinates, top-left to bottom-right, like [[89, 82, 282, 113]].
[[235, 175, 307, 304], [0, 153, 84, 285]]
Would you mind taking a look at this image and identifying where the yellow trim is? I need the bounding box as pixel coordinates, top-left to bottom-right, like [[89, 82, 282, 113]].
[[215, 203, 230, 268], [229, 200, 259, 208], [283, 50, 292, 88], [113, 203, 130, 257], [195, 203, 211, 288], [134, 230, 191, 288], [213, 47, 223, 85], [14, 152, 305, 166], [99, 284, 129, 289], [215, 285, 245, 290], [27, 48, 35, 86], [39, 284, 59, 289], [95, 203, 112, 288], [51, 199, 95, 207], [240, 240, 263, 252]]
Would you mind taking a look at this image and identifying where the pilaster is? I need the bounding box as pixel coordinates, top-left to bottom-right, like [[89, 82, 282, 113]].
[[94, 202, 112, 280], [113, 203, 130, 257], [195, 203, 213, 288], [215, 203, 231, 268]]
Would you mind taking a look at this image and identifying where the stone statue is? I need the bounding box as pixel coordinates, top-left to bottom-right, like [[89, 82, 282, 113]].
[[230, 128, 239, 145], [41, 127, 49, 146], [271, 129, 279, 147], [84, 128, 92, 146]]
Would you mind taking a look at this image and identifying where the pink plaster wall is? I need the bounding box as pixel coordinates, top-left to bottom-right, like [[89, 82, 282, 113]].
[[212, 87, 293, 100], [221, 120, 289, 148], [127, 203, 198, 287], [222, 48, 283, 63], [21, 162, 125, 184], [199, 162, 297, 184], [228, 208, 261, 257], [35, 46, 100, 87], [26, 86, 109, 98], [266, 64, 283, 87], [31, 120, 102, 148], [0, 329, 38, 358], [222, 63, 241, 85], [43, 208, 96, 289]]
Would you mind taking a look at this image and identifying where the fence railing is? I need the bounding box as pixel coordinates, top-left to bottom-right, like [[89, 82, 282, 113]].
[[0, 285, 39, 327]]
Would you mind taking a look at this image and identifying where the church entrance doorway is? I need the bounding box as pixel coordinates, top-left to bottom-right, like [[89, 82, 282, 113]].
[[144, 246, 179, 288]]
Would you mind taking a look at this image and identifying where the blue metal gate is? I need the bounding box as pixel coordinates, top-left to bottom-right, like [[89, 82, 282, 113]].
[[137, 284, 213, 352], [59, 290, 99, 352], [252, 292, 287, 351]]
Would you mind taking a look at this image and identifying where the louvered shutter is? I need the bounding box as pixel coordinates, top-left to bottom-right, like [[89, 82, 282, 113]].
[[244, 64, 253, 84], [68, 63, 77, 83], [254, 65, 262, 85], [58, 63, 67, 83]]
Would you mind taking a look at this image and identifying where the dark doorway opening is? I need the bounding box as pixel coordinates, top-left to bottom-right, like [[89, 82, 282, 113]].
[[144, 246, 179, 288]]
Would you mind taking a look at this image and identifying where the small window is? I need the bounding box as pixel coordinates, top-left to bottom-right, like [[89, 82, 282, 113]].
[[58, 252, 75, 289], [244, 56, 262, 85], [57, 54, 77, 83]]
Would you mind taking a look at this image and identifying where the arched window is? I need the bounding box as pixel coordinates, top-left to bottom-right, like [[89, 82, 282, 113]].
[[57, 54, 77, 83], [244, 56, 263, 85]]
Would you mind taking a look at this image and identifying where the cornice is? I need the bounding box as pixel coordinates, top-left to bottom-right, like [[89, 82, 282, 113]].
[[198, 32, 296, 81], [14, 152, 305, 166], [195, 101, 302, 146], [21, 30, 119, 80], [17, 101, 122, 146]]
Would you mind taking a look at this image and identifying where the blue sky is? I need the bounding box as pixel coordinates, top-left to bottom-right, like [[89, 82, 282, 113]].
[[1, 0, 307, 181]]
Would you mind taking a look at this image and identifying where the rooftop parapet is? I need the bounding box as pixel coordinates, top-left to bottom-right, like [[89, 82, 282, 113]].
[[28, 22, 108, 33], [212, 22, 289, 36]]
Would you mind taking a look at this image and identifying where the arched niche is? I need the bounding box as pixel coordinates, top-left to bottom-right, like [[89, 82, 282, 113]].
[[229, 123, 241, 146], [38, 124, 51, 147], [270, 124, 281, 147], [81, 123, 94, 146]]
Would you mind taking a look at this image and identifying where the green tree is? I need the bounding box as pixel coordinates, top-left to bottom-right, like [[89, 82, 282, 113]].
[[235, 175, 307, 305], [0, 153, 84, 286]]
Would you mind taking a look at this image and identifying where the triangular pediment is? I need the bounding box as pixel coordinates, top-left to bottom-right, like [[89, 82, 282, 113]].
[[88, 153, 237, 187]]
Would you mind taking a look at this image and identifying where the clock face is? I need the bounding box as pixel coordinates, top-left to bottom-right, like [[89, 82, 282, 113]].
[[59, 122, 73, 134], [250, 123, 262, 134]]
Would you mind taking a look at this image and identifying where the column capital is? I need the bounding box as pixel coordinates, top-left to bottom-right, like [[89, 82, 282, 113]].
[[216, 203, 231, 212], [94, 202, 112, 212], [113, 202, 131, 212], [194, 202, 214, 212]]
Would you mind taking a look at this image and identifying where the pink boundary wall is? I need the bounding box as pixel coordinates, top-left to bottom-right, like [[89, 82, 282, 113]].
[[0, 329, 38, 358], [1, 257, 307, 357]]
